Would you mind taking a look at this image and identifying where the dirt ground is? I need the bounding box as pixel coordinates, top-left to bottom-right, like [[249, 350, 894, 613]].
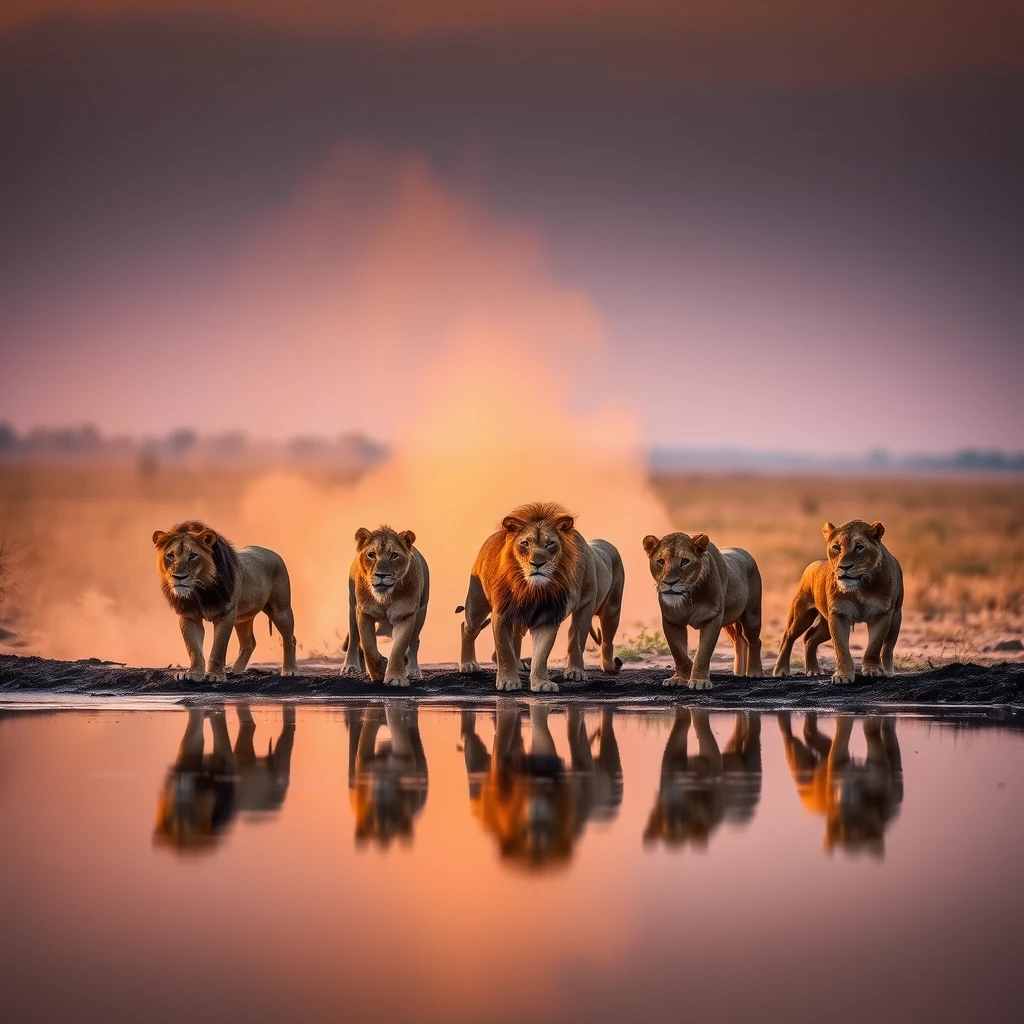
[[1, 653, 1021, 714]]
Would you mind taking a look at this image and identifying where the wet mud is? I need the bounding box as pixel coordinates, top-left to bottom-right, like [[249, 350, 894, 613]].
[[0, 653, 1022, 713]]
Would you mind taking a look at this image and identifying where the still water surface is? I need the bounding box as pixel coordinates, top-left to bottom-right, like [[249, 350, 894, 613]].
[[0, 701, 1021, 1022]]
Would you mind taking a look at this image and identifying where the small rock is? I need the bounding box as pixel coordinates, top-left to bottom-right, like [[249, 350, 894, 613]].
[[994, 638, 1023, 652]]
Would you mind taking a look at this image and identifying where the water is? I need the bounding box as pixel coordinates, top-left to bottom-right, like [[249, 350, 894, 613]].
[[0, 701, 1020, 1023]]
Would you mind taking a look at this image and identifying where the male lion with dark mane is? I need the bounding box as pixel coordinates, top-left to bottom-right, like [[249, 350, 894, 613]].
[[153, 520, 296, 681], [458, 502, 623, 692], [340, 526, 429, 687], [773, 520, 903, 684]]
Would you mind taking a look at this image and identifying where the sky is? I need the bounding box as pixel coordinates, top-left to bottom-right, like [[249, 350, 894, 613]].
[[1, 1, 1022, 454]]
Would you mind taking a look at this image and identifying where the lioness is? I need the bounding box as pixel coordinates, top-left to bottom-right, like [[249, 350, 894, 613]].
[[643, 709, 762, 848], [346, 704, 428, 846], [642, 532, 763, 689], [340, 526, 429, 687], [773, 520, 903, 684], [778, 713, 903, 856], [459, 502, 621, 692], [153, 520, 296, 681]]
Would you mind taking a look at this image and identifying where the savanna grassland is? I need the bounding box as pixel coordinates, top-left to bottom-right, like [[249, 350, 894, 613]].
[[0, 459, 1021, 672]]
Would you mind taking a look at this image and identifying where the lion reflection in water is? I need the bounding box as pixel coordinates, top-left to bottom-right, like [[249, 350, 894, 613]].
[[345, 704, 428, 847], [644, 709, 762, 848], [460, 702, 623, 868], [778, 713, 903, 855], [154, 704, 295, 852]]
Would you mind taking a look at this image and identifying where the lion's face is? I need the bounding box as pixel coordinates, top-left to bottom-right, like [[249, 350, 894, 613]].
[[153, 526, 218, 599], [822, 520, 885, 592], [502, 512, 575, 589], [354, 526, 416, 599], [642, 532, 710, 600]]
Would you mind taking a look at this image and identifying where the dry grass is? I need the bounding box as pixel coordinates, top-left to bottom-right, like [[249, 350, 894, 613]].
[[650, 472, 1024, 657]]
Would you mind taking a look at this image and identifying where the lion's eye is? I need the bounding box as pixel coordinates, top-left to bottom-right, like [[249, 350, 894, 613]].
[[832, 545, 841, 553], [681, 558, 690, 565], [854, 544, 864, 552], [188, 553, 197, 562], [389, 552, 399, 561], [656, 558, 665, 566], [546, 541, 556, 551], [367, 551, 376, 560], [520, 542, 529, 552], [165, 553, 173, 563]]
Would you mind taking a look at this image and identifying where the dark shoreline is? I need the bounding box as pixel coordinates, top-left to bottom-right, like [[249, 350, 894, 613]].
[[1, 653, 1022, 713]]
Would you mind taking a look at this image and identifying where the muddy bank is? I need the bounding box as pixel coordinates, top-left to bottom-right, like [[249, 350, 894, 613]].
[[0, 653, 1022, 712]]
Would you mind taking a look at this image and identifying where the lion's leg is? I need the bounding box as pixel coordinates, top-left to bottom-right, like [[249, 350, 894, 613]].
[[663, 620, 693, 685], [691, 708, 723, 771], [826, 715, 854, 774], [861, 613, 892, 678], [385, 704, 414, 758], [661, 708, 691, 772], [597, 596, 623, 674], [778, 713, 818, 777], [725, 623, 748, 677], [176, 616, 207, 681], [461, 711, 492, 780], [341, 578, 362, 677], [492, 613, 522, 691], [230, 618, 257, 675], [176, 707, 206, 764], [596, 708, 621, 776], [773, 599, 817, 677], [689, 618, 722, 690], [233, 702, 257, 769], [881, 607, 902, 676], [406, 605, 427, 680], [208, 708, 237, 772], [566, 707, 595, 771], [460, 575, 490, 674], [383, 615, 417, 687], [529, 622, 561, 692], [827, 612, 856, 683], [358, 612, 387, 682], [266, 603, 296, 677], [206, 611, 236, 682], [271, 705, 296, 777], [565, 599, 595, 683], [739, 604, 763, 677], [529, 704, 557, 757], [802, 713, 833, 757], [355, 707, 384, 768], [802, 616, 830, 676]]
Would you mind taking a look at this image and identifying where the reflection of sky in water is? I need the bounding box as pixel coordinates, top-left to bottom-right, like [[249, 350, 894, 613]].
[[0, 705, 1020, 1022]]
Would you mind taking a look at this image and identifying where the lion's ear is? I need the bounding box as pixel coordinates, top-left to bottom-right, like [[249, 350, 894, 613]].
[[355, 527, 372, 547], [152, 530, 168, 548], [822, 522, 836, 540], [502, 516, 525, 534], [692, 533, 710, 554], [197, 529, 218, 550], [642, 535, 660, 556], [399, 530, 416, 548], [867, 521, 885, 541], [554, 515, 575, 534]]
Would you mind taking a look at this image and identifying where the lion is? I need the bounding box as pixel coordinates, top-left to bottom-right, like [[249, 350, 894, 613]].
[[643, 708, 762, 848], [339, 526, 429, 687], [346, 703, 428, 846], [778, 713, 903, 856], [458, 502, 623, 692], [153, 520, 296, 681], [642, 532, 763, 689], [460, 702, 615, 868], [153, 703, 296, 853], [773, 520, 904, 684]]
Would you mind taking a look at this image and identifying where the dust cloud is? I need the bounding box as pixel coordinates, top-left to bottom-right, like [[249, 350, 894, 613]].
[[2, 146, 672, 667]]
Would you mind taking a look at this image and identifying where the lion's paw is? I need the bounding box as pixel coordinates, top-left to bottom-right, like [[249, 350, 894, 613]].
[[205, 671, 228, 684], [746, 667, 764, 678], [460, 661, 482, 674], [772, 665, 790, 678], [861, 663, 886, 678], [531, 679, 560, 693], [340, 663, 362, 678], [280, 668, 296, 677], [496, 677, 522, 691], [688, 677, 713, 690], [174, 669, 207, 682], [831, 671, 855, 685], [563, 667, 587, 683], [663, 674, 688, 687], [384, 676, 411, 688], [407, 667, 423, 681]]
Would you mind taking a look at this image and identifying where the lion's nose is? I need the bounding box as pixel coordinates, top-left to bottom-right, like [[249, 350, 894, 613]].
[[529, 557, 547, 568], [664, 577, 680, 586]]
